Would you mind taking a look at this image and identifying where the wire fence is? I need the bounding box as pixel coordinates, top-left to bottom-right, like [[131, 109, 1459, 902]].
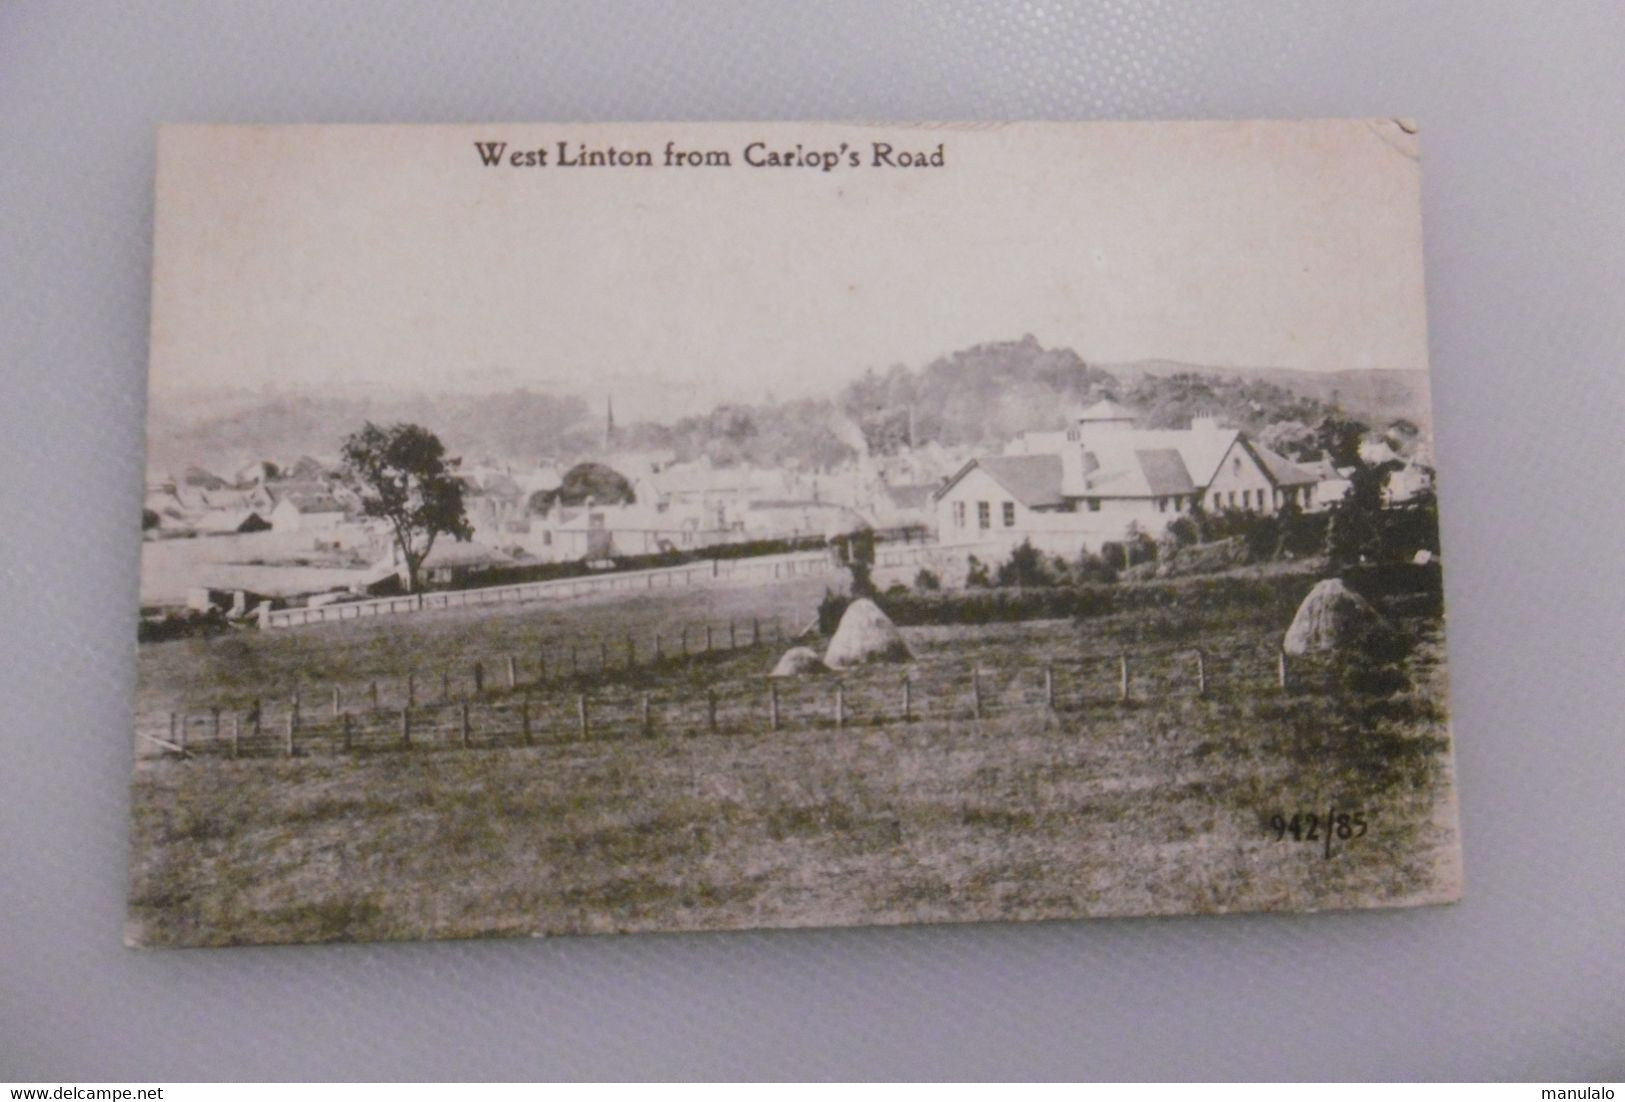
[[136, 635, 1342, 762]]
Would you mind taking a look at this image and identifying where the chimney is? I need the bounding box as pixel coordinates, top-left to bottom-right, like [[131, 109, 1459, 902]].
[[1060, 440, 1086, 497]]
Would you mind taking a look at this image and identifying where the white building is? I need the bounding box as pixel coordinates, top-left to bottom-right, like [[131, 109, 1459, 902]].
[[269, 493, 348, 533], [933, 400, 1317, 557]]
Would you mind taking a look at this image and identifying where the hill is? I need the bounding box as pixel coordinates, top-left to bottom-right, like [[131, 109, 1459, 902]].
[[146, 339, 1432, 478]]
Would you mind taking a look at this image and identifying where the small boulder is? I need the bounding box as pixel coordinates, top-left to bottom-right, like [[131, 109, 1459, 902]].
[[1283, 578, 1390, 655], [823, 597, 912, 669], [770, 646, 827, 678]]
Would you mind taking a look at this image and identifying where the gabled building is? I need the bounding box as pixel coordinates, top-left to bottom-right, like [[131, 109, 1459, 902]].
[[270, 493, 348, 533], [933, 402, 1317, 555]]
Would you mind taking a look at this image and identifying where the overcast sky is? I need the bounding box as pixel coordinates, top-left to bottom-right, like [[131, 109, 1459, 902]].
[[150, 120, 1429, 422]]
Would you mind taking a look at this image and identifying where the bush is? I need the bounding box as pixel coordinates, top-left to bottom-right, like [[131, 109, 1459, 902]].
[[875, 570, 1324, 628], [817, 588, 851, 635], [913, 568, 941, 592], [994, 540, 1056, 587], [965, 554, 992, 588]]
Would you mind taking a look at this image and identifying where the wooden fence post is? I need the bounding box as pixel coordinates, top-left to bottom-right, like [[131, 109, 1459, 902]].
[[972, 668, 982, 719], [331, 686, 341, 716], [285, 711, 295, 757], [230, 712, 240, 758], [653, 632, 662, 661], [251, 697, 262, 737], [729, 621, 737, 649], [680, 626, 689, 654], [1195, 649, 1206, 697], [835, 682, 846, 729], [460, 698, 471, 747], [369, 681, 379, 709], [1277, 649, 1289, 692], [1044, 664, 1055, 710], [407, 672, 416, 707], [641, 692, 651, 736], [577, 694, 589, 737], [401, 707, 411, 747], [1118, 654, 1130, 701], [506, 655, 517, 689], [473, 661, 484, 693], [291, 692, 301, 730], [707, 689, 718, 733], [769, 683, 780, 731], [903, 677, 912, 722]]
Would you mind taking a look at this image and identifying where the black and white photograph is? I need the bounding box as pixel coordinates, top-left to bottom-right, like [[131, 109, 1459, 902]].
[[129, 120, 1461, 948]]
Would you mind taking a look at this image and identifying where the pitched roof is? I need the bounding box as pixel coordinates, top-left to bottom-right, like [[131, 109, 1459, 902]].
[[938, 454, 1065, 508], [282, 493, 346, 514], [1133, 448, 1197, 496], [1244, 440, 1319, 487], [420, 540, 515, 568], [881, 483, 937, 510]]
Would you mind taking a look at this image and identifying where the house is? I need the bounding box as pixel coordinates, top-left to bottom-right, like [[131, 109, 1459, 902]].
[[1384, 460, 1434, 505], [870, 483, 939, 531], [196, 509, 273, 535], [270, 493, 348, 533], [1299, 457, 1354, 512], [934, 402, 1317, 556], [741, 499, 868, 540]]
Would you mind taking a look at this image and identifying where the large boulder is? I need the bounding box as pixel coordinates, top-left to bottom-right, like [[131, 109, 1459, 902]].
[[1283, 578, 1390, 655], [770, 646, 827, 678], [823, 598, 912, 669]]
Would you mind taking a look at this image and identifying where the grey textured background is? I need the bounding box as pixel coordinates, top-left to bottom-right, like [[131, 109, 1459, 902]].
[[3, 0, 1623, 1081]]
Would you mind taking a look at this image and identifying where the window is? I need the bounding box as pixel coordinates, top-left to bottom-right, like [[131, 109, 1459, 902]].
[[542, 531, 552, 546], [1233, 456, 1242, 475], [1228, 491, 1237, 508], [1156, 497, 1167, 513], [1087, 497, 1101, 512], [1242, 490, 1251, 509], [953, 501, 966, 529], [1002, 502, 1016, 527], [977, 501, 991, 529]]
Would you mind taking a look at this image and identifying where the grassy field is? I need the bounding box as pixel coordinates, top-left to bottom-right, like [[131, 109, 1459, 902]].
[[135, 573, 836, 720], [128, 567, 1461, 947]]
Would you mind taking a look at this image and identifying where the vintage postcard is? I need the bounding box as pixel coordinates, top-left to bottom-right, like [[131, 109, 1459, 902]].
[[130, 121, 1461, 947]]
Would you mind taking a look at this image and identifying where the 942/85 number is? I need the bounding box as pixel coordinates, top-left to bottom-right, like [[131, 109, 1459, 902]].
[[1269, 809, 1370, 859]]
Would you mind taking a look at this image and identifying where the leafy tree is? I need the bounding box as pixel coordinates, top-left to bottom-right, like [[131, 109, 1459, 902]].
[[340, 422, 472, 593], [832, 529, 877, 596], [1316, 415, 1371, 469], [1325, 463, 1392, 567], [1259, 419, 1320, 462], [995, 539, 1054, 587], [546, 462, 636, 509], [965, 554, 992, 588], [141, 507, 160, 531]]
